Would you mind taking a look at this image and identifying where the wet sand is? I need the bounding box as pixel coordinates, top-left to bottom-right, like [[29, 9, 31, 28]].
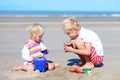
[[0, 17, 120, 80]]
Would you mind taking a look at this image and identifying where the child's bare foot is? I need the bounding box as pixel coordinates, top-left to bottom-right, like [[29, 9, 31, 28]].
[[12, 66, 22, 71], [81, 62, 94, 69], [72, 62, 85, 67]]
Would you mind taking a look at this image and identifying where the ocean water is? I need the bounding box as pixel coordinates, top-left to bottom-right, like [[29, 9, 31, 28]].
[[0, 11, 120, 17]]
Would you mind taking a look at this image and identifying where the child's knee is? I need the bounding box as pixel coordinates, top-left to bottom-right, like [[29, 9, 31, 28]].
[[54, 63, 61, 68], [75, 38, 83, 44], [47, 63, 55, 70]]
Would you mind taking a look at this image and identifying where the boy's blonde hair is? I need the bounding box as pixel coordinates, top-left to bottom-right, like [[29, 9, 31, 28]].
[[27, 24, 44, 38], [62, 17, 80, 33]]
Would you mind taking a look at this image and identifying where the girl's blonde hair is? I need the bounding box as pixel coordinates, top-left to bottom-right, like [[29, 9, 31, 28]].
[[62, 17, 80, 33], [27, 24, 44, 38]]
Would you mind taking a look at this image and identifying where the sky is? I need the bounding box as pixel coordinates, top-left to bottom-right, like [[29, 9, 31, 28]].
[[0, 0, 120, 11]]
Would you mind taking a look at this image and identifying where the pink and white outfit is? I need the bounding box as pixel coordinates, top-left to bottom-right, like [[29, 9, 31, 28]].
[[21, 39, 47, 65], [78, 27, 104, 65]]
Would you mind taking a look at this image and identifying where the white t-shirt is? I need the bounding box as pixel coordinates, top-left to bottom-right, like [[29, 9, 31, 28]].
[[78, 27, 104, 56], [21, 40, 47, 65]]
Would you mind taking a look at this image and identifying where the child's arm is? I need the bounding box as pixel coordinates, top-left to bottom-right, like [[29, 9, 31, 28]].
[[74, 42, 91, 56], [73, 38, 85, 50], [40, 40, 48, 55], [64, 42, 76, 48], [65, 42, 91, 56], [21, 46, 32, 61]]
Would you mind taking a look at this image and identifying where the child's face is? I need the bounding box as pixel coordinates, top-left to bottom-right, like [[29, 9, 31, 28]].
[[33, 34, 43, 43], [66, 29, 79, 40]]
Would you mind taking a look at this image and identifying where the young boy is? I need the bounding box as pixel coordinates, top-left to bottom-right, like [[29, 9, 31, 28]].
[[12, 24, 60, 71], [62, 17, 104, 68]]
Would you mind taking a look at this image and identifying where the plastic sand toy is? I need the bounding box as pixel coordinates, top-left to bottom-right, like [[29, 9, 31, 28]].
[[34, 57, 47, 72], [82, 68, 91, 74], [69, 68, 83, 74], [69, 68, 92, 75]]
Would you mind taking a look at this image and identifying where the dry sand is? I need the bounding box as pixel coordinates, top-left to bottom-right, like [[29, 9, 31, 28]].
[[0, 17, 120, 80]]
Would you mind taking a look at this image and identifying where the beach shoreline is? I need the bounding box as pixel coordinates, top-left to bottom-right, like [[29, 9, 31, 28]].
[[1, 16, 120, 22], [0, 17, 120, 80]]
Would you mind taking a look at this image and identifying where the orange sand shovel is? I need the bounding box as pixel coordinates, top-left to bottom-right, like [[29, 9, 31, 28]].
[[69, 68, 83, 74]]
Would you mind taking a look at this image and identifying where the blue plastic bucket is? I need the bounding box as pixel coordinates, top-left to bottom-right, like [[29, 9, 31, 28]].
[[34, 57, 47, 72]]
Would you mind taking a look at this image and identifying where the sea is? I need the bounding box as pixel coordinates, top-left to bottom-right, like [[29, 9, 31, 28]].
[[0, 11, 120, 18]]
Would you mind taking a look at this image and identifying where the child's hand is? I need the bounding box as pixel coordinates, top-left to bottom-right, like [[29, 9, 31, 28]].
[[64, 40, 76, 49], [41, 49, 49, 55], [64, 43, 72, 46], [64, 44, 74, 52]]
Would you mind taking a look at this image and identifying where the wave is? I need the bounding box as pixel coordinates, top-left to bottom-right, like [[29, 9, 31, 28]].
[[0, 11, 120, 17]]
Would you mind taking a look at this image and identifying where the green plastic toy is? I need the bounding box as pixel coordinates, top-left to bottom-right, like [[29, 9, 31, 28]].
[[82, 68, 91, 73]]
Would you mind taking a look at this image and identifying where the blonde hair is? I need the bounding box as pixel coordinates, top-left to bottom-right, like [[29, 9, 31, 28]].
[[27, 24, 44, 38], [62, 17, 80, 33]]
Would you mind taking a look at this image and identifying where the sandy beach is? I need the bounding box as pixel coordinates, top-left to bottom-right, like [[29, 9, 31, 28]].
[[0, 17, 120, 80]]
